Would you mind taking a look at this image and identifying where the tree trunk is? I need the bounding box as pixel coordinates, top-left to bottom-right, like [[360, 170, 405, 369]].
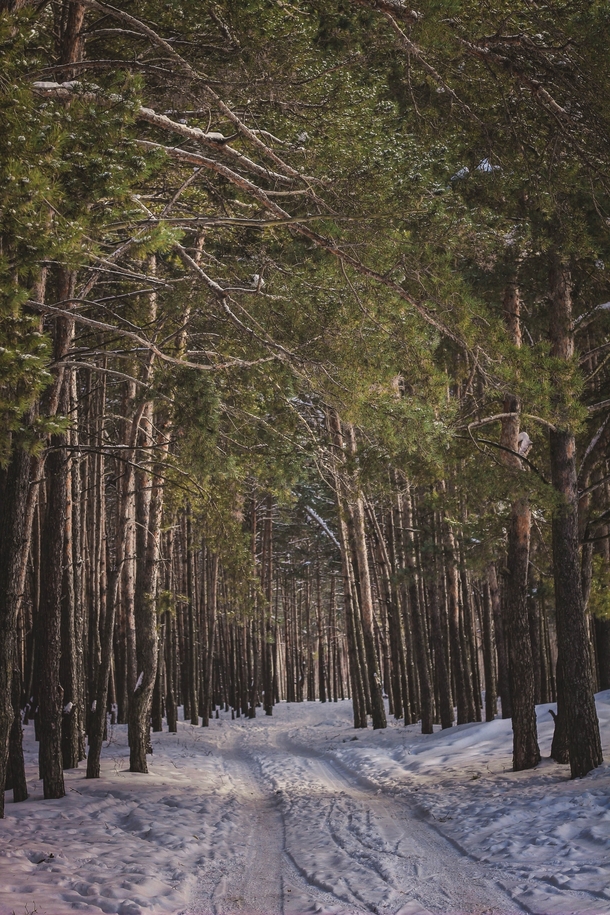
[[329, 411, 367, 727], [444, 519, 470, 725], [60, 429, 80, 770], [596, 618, 610, 690], [549, 259, 602, 778], [344, 425, 386, 729], [186, 506, 199, 725], [201, 552, 219, 724], [498, 280, 538, 760], [87, 398, 144, 779], [488, 563, 511, 718], [481, 576, 497, 722], [129, 421, 164, 772], [7, 667, 28, 802], [403, 490, 434, 733], [261, 497, 275, 714], [367, 502, 404, 719], [165, 610, 178, 733], [504, 496, 540, 770], [0, 446, 33, 815], [460, 562, 481, 721], [70, 375, 86, 762], [38, 436, 67, 800]]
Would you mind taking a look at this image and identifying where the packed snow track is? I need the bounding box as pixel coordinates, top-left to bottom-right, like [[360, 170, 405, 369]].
[[184, 718, 525, 915], [2, 698, 610, 915]]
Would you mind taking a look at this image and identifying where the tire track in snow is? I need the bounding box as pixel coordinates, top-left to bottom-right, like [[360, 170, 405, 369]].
[[189, 723, 364, 915], [187, 718, 529, 915], [260, 729, 528, 915], [187, 729, 283, 915], [212, 751, 283, 914]]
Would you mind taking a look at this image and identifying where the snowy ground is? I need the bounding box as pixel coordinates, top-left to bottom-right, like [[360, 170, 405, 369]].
[[2, 694, 610, 915]]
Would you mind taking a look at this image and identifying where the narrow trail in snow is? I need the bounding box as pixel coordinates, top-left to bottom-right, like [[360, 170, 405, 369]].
[[188, 717, 527, 915], [211, 751, 283, 915]]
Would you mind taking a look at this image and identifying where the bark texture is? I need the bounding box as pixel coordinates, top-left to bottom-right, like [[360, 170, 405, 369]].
[[549, 260, 602, 778], [504, 497, 540, 770], [499, 284, 540, 770]]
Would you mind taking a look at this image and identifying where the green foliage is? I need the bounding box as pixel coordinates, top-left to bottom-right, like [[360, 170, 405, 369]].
[[588, 554, 610, 621], [0, 10, 168, 464], [0, 16, 56, 462], [4, 0, 610, 587]]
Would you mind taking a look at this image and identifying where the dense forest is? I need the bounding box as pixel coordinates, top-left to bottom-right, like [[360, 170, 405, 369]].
[[2, 0, 610, 819]]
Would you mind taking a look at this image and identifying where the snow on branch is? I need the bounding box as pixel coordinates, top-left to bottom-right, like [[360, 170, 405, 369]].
[[304, 506, 341, 550], [73, 0, 311, 181], [31, 82, 315, 187], [467, 412, 557, 433]]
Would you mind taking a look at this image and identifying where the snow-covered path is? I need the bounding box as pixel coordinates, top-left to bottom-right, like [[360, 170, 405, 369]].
[[189, 719, 522, 915], [2, 696, 610, 915]]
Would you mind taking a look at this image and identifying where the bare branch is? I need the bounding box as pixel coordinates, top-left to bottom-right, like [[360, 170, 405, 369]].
[[467, 412, 557, 433], [29, 299, 279, 372]]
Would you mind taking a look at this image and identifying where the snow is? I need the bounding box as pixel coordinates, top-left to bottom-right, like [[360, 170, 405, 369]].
[[2, 694, 610, 915]]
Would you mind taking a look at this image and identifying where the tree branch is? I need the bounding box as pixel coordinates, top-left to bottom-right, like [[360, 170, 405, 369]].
[[29, 299, 279, 372]]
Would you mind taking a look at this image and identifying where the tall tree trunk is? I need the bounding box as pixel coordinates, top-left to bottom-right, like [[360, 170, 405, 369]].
[[481, 576, 497, 722], [7, 667, 28, 802], [488, 563, 511, 718], [403, 489, 434, 733], [316, 559, 327, 703], [344, 424, 386, 729], [427, 576, 454, 729], [499, 282, 539, 769], [443, 519, 470, 725], [38, 275, 78, 799], [186, 506, 199, 725], [548, 259, 602, 778], [60, 386, 80, 769], [86, 436, 133, 777], [329, 411, 367, 727], [38, 427, 68, 800], [121, 380, 138, 706], [129, 416, 165, 772], [390, 481, 413, 723], [70, 373, 86, 762], [459, 561, 482, 721], [164, 528, 178, 733], [339, 517, 367, 727], [428, 510, 454, 729], [201, 552, 219, 724], [0, 446, 33, 815], [86, 392, 149, 778], [504, 496, 540, 769], [263, 497, 275, 715], [366, 502, 404, 719]]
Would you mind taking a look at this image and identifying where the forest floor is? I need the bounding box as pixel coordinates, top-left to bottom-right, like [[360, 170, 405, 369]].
[[1, 695, 610, 915]]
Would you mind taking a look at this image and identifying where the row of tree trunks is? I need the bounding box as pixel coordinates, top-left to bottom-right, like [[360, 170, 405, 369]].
[[1, 361, 601, 804], [5, 416, 599, 807]]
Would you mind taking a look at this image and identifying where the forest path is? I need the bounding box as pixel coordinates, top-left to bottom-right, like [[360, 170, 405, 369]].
[[6, 701, 609, 915], [188, 713, 526, 915], [187, 732, 284, 915]]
